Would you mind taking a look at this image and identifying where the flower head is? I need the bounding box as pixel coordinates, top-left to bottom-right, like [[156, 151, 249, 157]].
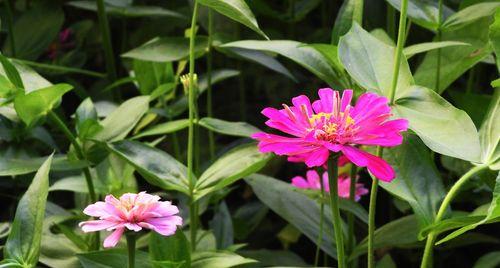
[[291, 170, 368, 201], [79, 192, 182, 248], [253, 88, 408, 182]]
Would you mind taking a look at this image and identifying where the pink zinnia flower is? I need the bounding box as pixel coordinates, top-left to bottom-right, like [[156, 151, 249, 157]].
[[79, 192, 182, 248], [291, 170, 368, 201], [252, 88, 408, 182]]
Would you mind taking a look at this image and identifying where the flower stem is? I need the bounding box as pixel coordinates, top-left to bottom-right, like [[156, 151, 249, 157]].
[[314, 168, 326, 267], [4, 0, 16, 57], [346, 165, 357, 258], [126, 234, 136, 268], [387, 0, 408, 104], [420, 164, 488, 268], [435, 0, 443, 92], [327, 155, 346, 268], [187, 0, 199, 251], [206, 9, 215, 160], [96, 0, 117, 81]]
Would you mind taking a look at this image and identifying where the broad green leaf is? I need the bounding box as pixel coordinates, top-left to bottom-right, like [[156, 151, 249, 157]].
[[197, 117, 260, 138], [122, 37, 209, 62], [394, 85, 481, 162], [209, 201, 234, 249], [419, 215, 486, 239], [105, 140, 190, 194], [4, 155, 53, 267], [380, 135, 446, 228], [3, 4, 64, 60], [0, 62, 51, 93], [490, 9, 500, 72], [386, 0, 454, 31], [198, 0, 268, 39], [338, 23, 414, 98], [437, 172, 500, 245], [191, 251, 256, 268], [492, 78, 500, 88], [0, 155, 86, 176], [0, 55, 23, 89], [414, 17, 493, 93], [479, 90, 500, 168], [246, 174, 337, 258], [91, 96, 149, 142], [350, 215, 419, 259], [404, 41, 470, 58], [14, 84, 73, 126], [75, 98, 102, 139], [133, 60, 174, 95], [442, 2, 500, 31], [67, 1, 186, 19], [239, 249, 307, 266], [449, 91, 492, 127], [49, 175, 107, 194], [78, 249, 152, 268], [474, 251, 500, 268], [308, 44, 344, 74], [331, 0, 363, 44], [149, 231, 190, 268], [0, 74, 18, 100], [133, 119, 190, 139], [194, 143, 271, 200], [221, 40, 338, 86]]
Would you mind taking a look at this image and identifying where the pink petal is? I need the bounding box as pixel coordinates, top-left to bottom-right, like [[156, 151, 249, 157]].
[[306, 170, 321, 189], [79, 220, 119, 232], [341, 146, 395, 182], [103, 227, 125, 248], [291, 176, 309, 189], [340, 89, 353, 111]]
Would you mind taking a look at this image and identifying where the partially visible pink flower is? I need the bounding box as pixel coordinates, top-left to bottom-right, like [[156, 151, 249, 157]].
[[291, 170, 368, 201], [79, 192, 182, 248], [252, 88, 408, 182]]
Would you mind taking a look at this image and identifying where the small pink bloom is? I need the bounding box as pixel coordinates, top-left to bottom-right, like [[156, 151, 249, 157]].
[[253, 88, 408, 182], [79, 192, 182, 248], [291, 170, 368, 201]]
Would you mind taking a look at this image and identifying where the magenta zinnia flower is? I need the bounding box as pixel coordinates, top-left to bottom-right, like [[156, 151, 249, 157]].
[[79, 192, 182, 248], [253, 88, 408, 182], [291, 170, 368, 201]]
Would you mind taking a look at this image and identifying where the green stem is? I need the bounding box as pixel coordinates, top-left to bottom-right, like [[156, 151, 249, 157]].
[[367, 171, 379, 268], [4, 0, 15, 57], [207, 10, 215, 160], [327, 155, 346, 268], [187, 1, 199, 251], [466, 68, 476, 94], [435, 0, 443, 92], [346, 165, 358, 258], [96, 0, 117, 81], [420, 164, 488, 268], [388, 0, 408, 104], [13, 59, 106, 78], [126, 234, 136, 268], [353, 0, 364, 25], [314, 168, 326, 267]]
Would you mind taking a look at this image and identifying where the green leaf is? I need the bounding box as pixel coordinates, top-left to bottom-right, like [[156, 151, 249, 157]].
[[191, 251, 256, 268], [479, 90, 500, 168], [394, 85, 481, 162], [376, 254, 397, 268], [492, 78, 500, 88], [197, 117, 260, 138], [474, 251, 500, 268], [68, 1, 186, 19], [246, 174, 337, 258], [386, 0, 454, 31], [404, 41, 470, 59], [49, 175, 107, 194], [75, 98, 102, 139], [442, 2, 500, 31], [194, 143, 270, 200], [308, 44, 344, 74], [209, 201, 234, 249], [78, 249, 152, 268], [436, 172, 500, 245], [338, 23, 414, 98], [0, 61, 52, 93], [91, 96, 149, 142], [149, 231, 190, 268], [221, 40, 338, 86], [122, 37, 209, 62], [133, 60, 174, 95], [414, 17, 493, 93], [449, 91, 492, 127], [0, 74, 19, 100], [198, 0, 268, 39], [14, 84, 73, 126], [0, 55, 24, 89], [239, 249, 307, 266], [419, 215, 486, 239], [0, 155, 86, 176], [331, 0, 363, 44], [490, 9, 500, 72], [380, 135, 446, 228], [105, 140, 190, 194], [350, 215, 419, 259], [3, 4, 64, 60], [4, 155, 53, 267], [133, 119, 190, 139]]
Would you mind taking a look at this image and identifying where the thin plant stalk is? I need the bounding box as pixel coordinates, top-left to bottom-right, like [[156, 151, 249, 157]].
[[346, 165, 357, 257], [4, 0, 16, 57], [435, 0, 443, 92], [420, 164, 488, 268], [314, 168, 326, 267], [187, 0, 200, 251], [96, 0, 117, 81], [368, 1, 408, 266], [126, 234, 136, 268], [207, 9, 215, 160], [327, 155, 346, 268]]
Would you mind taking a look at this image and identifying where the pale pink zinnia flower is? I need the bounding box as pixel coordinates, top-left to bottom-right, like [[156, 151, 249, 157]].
[[79, 192, 182, 248], [252, 88, 408, 182], [291, 170, 369, 201]]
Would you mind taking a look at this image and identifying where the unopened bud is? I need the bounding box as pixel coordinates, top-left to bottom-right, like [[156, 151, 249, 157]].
[[180, 73, 198, 95]]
